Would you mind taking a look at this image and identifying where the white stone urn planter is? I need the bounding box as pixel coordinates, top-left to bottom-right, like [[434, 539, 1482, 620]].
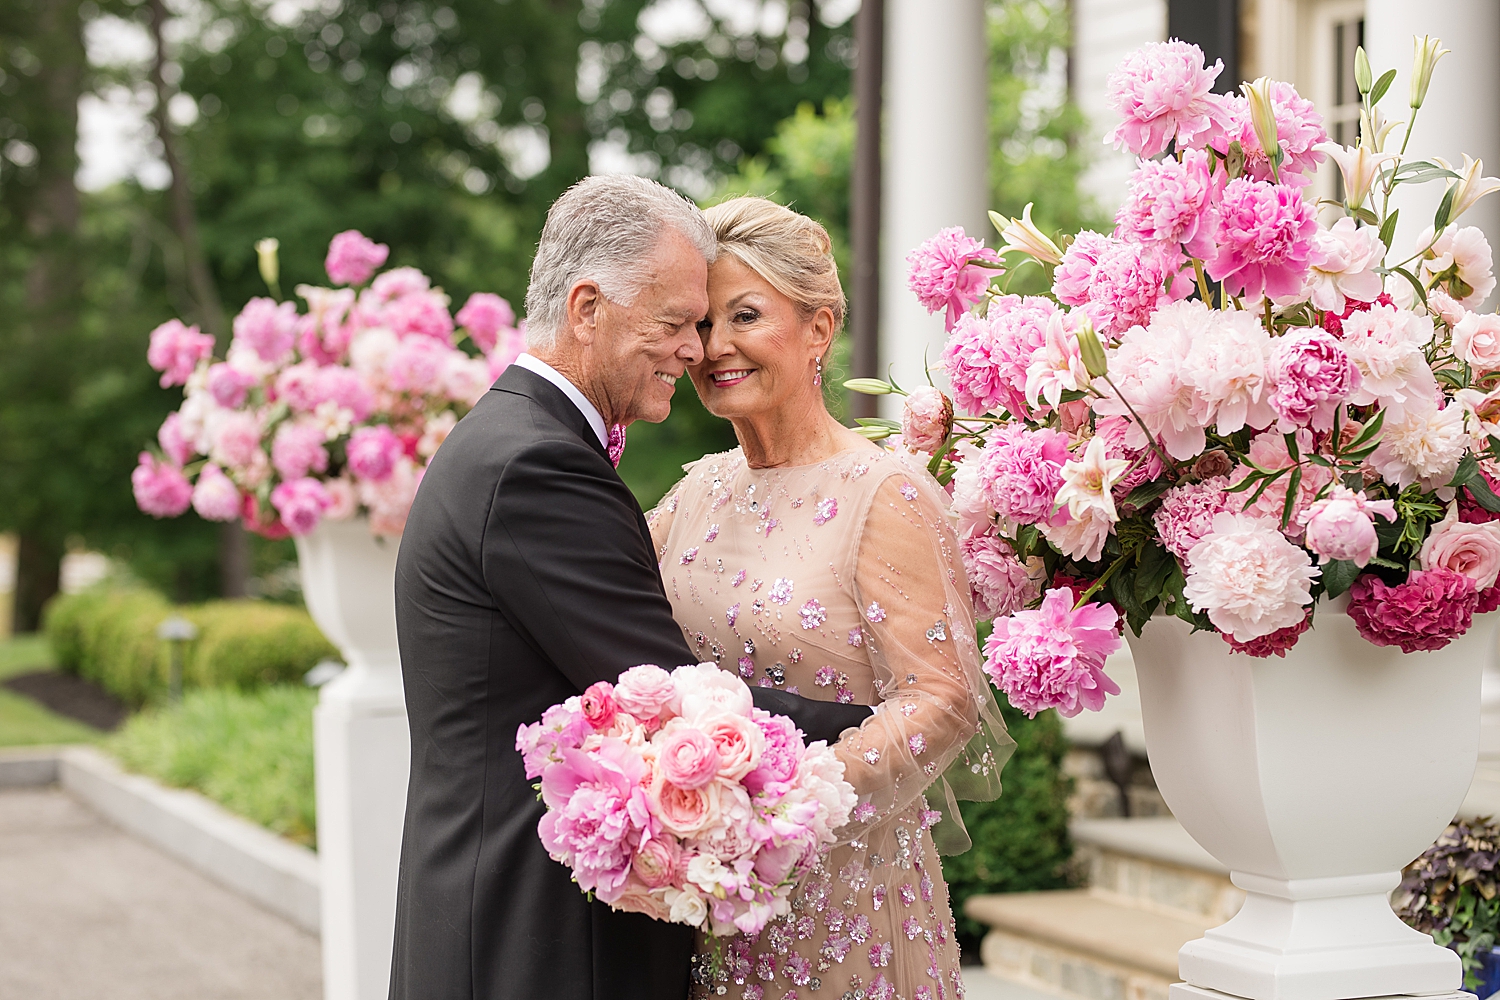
[[296, 518, 410, 1000], [1128, 601, 1495, 1000]]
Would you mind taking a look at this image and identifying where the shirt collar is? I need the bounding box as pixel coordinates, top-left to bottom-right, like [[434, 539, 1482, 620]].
[[512, 353, 609, 449]]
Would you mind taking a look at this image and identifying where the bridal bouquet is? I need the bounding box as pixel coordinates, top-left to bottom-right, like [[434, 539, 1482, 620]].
[[516, 663, 856, 936], [131, 230, 526, 538], [852, 37, 1500, 717]]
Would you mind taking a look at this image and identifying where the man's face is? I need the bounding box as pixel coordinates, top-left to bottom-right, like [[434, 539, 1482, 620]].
[[588, 228, 708, 426]]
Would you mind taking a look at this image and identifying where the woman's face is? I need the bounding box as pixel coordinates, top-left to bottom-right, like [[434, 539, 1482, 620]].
[[690, 255, 829, 420]]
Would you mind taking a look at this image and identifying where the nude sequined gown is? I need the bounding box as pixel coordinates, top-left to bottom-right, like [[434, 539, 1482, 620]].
[[650, 445, 1013, 1000]]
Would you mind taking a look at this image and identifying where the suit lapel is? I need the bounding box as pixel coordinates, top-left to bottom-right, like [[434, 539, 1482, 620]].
[[492, 365, 612, 465]]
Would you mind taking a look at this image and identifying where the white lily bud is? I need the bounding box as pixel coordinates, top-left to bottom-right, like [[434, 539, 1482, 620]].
[[255, 238, 280, 290], [1241, 77, 1281, 170], [1314, 141, 1396, 210], [994, 203, 1063, 266], [1410, 34, 1449, 109], [1434, 155, 1500, 223]]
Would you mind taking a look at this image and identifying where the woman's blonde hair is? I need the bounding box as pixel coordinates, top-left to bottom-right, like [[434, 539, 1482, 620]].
[[701, 196, 846, 331]]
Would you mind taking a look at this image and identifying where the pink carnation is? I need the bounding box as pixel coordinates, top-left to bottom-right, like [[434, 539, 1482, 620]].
[[207, 363, 257, 409], [1222, 611, 1311, 658], [1103, 39, 1227, 157], [981, 588, 1122, 719], [146, 319, 215, 388], [900, 386, 953, 455], [385, 291, 455, 343], [456, 293, 516, 354], [346, 425, 403, 482], [977, 424, 1071, 526], [940, 295, 1058, 417], [1115, 148, 1219, 257], [906, 227, 1000, 330], [233, 297, 300, 364], [962, 534, 1039, 621], [1348, 568, 1478, 653], [325, 230, 389, 286], [157, 412, 194, 467], [1153, 477, 1233, 561], [1211, 83, 1327, 187], [191, 464, 242, 522], [132, 452, 193, 518], [1052, 234, 1185, 337], [271, 420, 330, 480], [270, 477, 332, 536], [1266, 328, 1360, 432], [1206, 178, 1319, 299]]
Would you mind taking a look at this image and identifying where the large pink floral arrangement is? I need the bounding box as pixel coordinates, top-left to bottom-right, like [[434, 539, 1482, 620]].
[[517, 663, 856, 936], [853, 38, 1500, 715], [132, 231, 525, 537]]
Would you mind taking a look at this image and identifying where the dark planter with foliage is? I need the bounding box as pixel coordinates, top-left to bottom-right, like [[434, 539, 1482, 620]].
[[1397, 819, 1500, 994]]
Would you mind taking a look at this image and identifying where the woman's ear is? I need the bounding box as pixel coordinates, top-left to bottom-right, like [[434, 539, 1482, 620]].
[[807, 305, 837, 358]]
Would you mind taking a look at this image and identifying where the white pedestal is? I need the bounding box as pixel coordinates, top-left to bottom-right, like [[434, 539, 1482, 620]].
[[297, 520, 410, 1000], [1170, 984, 1474, 1000]]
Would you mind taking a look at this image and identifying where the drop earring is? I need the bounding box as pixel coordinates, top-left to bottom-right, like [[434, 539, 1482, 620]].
[[813, 356, 823, 387]]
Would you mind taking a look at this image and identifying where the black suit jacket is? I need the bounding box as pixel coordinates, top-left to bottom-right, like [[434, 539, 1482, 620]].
[[389, 365, 870, 1000]]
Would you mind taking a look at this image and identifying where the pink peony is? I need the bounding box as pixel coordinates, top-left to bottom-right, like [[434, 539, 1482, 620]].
[[1176, 304, 1276, 434], [455, 292, 516, 354], [325, 230, 389, 286], [207, 362, 257, 409], [1454, 312, 1500, 373], [270, 477, 332, 536], [271, 420, 330, 481], [1222, 611, 1311, 658], [1266, 328, 1360, 432], [1153, 477, 1233, 561], [1053, 234, 1186, 337], [157, 412, 194, 467], [1103, 39, 1227, 157], [580, 681, 618, 730], [367, 266, 431, 304], [613, 664, 678, 721], [488, 323, 527, 377], [1211, 82, 1327, 187], [941, 295, 1058, 417], [385, 291, 455, 343], [981, 588, 1122, 719], [977, 424, 1071, 526], [1183, 512, 1320, 640], [1090, 300, 1202, 460], [1348, 568, 1478, 653], [1420, 510, 1500, 592], [900, 386, 953, 455], [906, 227, 1000, 330], [1115, 147, 1218, 256], [1299, 486, 1396, 566], [132, 452, 193, 517], [191, 463, 242, 521], [1094, 415, 1162, 504], [1304, 217, 1385, 313], [233, 297, 300, 364], [147, 319, 215, 388], [209, 411, 264, 471], [360, 456, 421, 536], [1340, 303, 1436, 408], [1207, 178, 1319, 299], [313, 366, 375, 422], [346, 425, 403, 482], [1052, 231, 1110, 305], [387, 335, 453, 395], [673, 662, 753, 720], [743, 710, 803, 795], [322, 476, 357, 521], [539, 741, 652, 902], [1230, 429, 1333, 534], [962, 534, 1040, 620]]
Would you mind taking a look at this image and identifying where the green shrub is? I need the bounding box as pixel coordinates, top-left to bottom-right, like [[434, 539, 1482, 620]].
[[42, 588, 335, 705], [109, 685, 317, 846], [941, 694, 1076, 957]]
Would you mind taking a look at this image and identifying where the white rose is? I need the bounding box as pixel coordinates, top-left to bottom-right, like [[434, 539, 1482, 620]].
[[665, 886, 708, 927]]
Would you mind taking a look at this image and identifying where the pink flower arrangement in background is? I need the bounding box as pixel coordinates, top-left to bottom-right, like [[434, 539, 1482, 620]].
[[906, 227, 1001, 330], [135, 230, 524, 537], [1104, 39, 1226, 158], [517, 663, 855, 935]]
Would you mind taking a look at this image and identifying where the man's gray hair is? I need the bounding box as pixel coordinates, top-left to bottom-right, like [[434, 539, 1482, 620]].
[[524, 175, 716, 349]]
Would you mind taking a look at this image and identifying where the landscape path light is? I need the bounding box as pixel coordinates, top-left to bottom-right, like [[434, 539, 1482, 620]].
[[156, 615, 198, 703]]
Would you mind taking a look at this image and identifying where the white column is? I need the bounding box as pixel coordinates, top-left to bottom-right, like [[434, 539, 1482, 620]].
[[1073, 0, 1168, 211], [298, 520, 410, 1000], [1365, 1, 1500, 308], [879, 0, 989, 416]]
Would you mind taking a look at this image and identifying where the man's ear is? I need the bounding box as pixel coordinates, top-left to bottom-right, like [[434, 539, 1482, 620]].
[[565, 279, 603, 346]]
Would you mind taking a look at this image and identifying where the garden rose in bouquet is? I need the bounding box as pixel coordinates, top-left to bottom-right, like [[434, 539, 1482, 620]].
[[852, 38, 1500, 716], [516, 663, 856, 936], [132, 230, 526, 538]]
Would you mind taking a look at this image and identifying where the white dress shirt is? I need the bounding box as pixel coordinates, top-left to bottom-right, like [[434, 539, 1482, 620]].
[[512, 353, 608, 449]]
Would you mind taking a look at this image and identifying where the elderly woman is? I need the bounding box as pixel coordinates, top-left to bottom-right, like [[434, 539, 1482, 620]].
[[650, 196, 1012, 1000]]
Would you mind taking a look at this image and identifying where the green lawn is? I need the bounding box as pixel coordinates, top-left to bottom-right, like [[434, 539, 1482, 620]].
[[0, 635, 103, 748]]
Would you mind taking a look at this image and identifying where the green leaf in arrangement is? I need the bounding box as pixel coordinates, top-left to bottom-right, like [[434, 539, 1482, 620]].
[[1449, 451, 1481, 489], [855, 416, 903, 431], [1434, 368, 1470, 389], [1352, 205, 1380, 226], [1322, 559, 1362, 599], [1346, 409, 1387, 452], [1378, 209, 1400, 250], [1281, 466, 1303, 530], [1369, 67, 1397, 106], [1123, 478, 1173, 509], [1466, 474, 1500, 514], [1391, 266, 1429, 305], [1283, 432, 1301, 461], [1435, 183, 1458, 231], [1133, 542, 1174, 607]]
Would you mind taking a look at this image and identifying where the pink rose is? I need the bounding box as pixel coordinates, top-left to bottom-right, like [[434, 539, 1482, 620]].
[[631, 836, 681, 889], [325, 230, 389, 286], [132, 452, 193, 518], [1421, 513, 1500, 592], [650, 774, 720, 837], [658, 727, 720, 789], [1300, 486, 1396, 567], [147, 319, 215, 388], [207, 363, 257, 409], [702, 713, 765, 781], [614, 664, 678, 721], [580, 681, 618, 730], [900, 386, 954, 456], [191, 464, 242, 522], [1454, 313, 1500, 373], [751, 839, 806, 885]]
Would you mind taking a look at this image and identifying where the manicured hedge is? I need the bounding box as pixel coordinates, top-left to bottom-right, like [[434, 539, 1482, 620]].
[[43, 588, 337, 705]]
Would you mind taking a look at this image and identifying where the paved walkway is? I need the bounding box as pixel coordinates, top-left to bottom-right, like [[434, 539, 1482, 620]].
[[0, 787, 321, 1000]]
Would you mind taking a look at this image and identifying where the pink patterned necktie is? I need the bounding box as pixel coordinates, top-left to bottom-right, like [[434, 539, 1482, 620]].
[[607, 424, 626, 468]]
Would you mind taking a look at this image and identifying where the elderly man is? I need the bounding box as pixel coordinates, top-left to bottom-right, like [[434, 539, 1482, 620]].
[[389, 176, 870, 1000]]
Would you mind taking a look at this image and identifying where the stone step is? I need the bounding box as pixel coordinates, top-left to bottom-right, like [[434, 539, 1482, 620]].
[[1071, 817, 1243, 924], [965, 889, 1213, 1000]]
